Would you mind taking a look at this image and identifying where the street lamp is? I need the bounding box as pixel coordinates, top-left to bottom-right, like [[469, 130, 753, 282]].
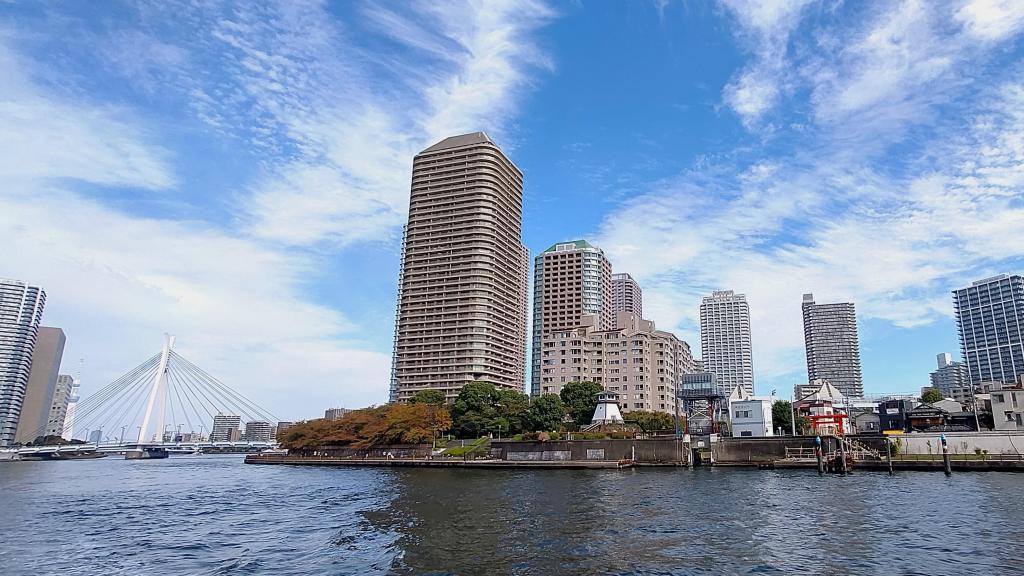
[[120, 425, 127, 445]]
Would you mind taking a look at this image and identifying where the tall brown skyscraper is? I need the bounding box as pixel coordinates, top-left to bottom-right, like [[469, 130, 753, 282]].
[[391, 133, 528, 402]]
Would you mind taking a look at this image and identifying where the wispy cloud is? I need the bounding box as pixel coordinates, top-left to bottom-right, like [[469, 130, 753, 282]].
[[0, 1, 558, 415], [600, 1, 1024, 387], [113, 0, 558, 248], [719, 0, 815, 129]]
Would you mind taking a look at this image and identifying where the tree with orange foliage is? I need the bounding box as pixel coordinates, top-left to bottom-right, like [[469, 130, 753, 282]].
[[280, 403, 451, 449]]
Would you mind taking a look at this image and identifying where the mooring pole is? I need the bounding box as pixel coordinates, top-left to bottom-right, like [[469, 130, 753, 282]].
[[815, 436, 824, 476], [941, 433, 951, 476], [838, 435, 848, 476], [885, 436, 894, 476]]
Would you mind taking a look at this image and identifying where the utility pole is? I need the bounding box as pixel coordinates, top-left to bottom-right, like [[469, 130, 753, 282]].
[[790, 395, 797, 436], [971, 385, 982, 431]]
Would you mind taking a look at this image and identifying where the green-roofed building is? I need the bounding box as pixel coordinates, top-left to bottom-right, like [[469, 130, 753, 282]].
[[531, 240, 612, 396]]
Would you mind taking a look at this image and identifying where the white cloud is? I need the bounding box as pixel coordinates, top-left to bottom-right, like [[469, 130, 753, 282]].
[[599, 1, 1024, 390], [0, 184, 392, 418], [136, 0, 558, 248], [0, 36, 393, 418], [0, 1, 558, 418], [0, 42, 173, 189], [719, 0, 814, 128], [955, 0, 1024, 41], [808, 0, 956, 128]]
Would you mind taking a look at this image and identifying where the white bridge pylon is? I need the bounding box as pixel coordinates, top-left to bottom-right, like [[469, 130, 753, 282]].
[[40, 335, 279, 446], [137, 334, 174, 444]]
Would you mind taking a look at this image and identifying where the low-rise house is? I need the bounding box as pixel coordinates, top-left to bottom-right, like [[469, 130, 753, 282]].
[[906, 399, 979, 432], [989, 381, 1024, 431], [878, 398, 917, 433], [852, 411, 880, 434], [728, 387, 773, 437]]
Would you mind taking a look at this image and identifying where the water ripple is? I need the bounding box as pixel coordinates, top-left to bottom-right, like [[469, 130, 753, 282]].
[[1, 458, 1023, 574]]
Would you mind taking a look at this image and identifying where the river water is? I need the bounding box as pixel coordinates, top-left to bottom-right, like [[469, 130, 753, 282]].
[[1, 456, 1021, 575]]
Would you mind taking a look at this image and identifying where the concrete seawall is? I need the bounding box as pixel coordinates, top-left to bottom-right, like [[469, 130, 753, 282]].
[[245, 455, 629, 469], [490, 438, 688, 464], [246, 434, 1024, 472]]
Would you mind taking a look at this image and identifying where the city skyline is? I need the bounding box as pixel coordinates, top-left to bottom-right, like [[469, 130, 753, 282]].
[[2, 2, 1024, 419]]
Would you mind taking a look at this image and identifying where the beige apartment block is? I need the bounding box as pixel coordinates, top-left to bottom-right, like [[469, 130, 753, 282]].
[[391, 132, 529, 402], [530, 240, 613, 396], [538, 311, 696, 414]]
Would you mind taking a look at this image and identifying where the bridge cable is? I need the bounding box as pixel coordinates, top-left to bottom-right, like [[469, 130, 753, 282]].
[[172, 352, 277, 422], [172, 358, 260, 423]]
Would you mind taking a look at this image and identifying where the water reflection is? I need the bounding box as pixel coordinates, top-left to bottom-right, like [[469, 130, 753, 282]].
[[2, 459, 1022, 575]]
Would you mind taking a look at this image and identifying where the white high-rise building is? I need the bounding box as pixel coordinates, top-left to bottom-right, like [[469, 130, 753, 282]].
[[46, 374, 75, 438], [210, 413, 241, 442], [0, 279, 46, 446], [62, 377, 81, 440], [929, 352, 971, 403], [699, 290, 754, 396]]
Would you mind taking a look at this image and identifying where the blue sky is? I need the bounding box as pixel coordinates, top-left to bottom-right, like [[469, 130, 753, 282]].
[[2, 1, 1023, 420]]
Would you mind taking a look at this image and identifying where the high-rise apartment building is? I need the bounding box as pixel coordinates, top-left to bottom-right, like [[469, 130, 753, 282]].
[[699, 290, 753, 396], [14, 326, 66, 444], [929, 352, 972, 403], [801, 293, 863, 398], [538, 311, 696, 413], [611, 273, 642, 317], [243, 420, 273, 442], [530, 240, 612, 396], [953, 274, 1024, 386], [324, 407, 349, 421], [45, 374, 75, 438], [210, 413, 241, 442], [391, 133, 529, 402], [62, 377, 80, 440], [0, 279, 46, 446]]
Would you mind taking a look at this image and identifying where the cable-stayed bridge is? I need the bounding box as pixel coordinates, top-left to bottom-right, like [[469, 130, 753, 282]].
[[10, 335, 279, 460]]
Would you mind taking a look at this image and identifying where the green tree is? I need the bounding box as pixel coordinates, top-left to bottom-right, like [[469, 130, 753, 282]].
[[494, 389, 531, 436], [624, 410, 673, 433], [528, 394, 566, 432], [451, 381, 499, 438], [920, 388, 943, 404], [772, 400, 794, 434], [560, 381, 603, 426], [795, 416, 813, 435], [410, 389, 447, 406]]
